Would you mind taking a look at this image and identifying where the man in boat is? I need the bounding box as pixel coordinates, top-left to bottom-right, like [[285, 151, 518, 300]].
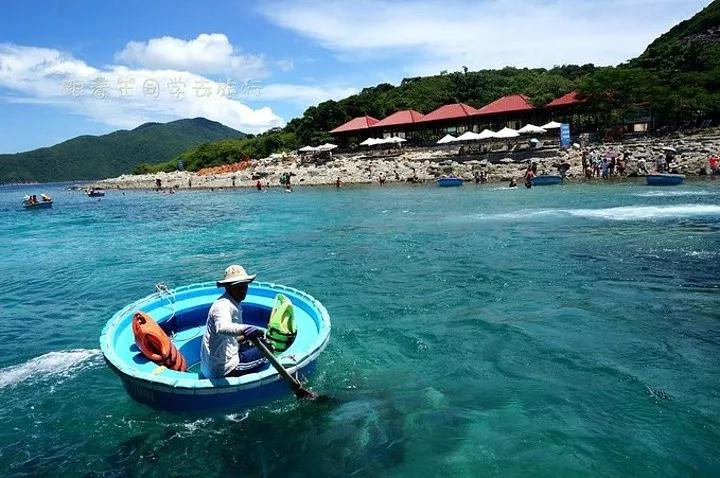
[[200, 265, 266, 379]]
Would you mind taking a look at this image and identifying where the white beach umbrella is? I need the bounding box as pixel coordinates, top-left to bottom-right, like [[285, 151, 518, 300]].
[[541, 121, 562, 129], [317, 143, 338, 151], [384, 136, 407, 144], [359, 138, 376, 146], [494, 127, 520, 139], [478, 129, 497, 140], [436, 134, 457, 144], [455, 131, 481, 141], [298, 145, 317, 152], [518, 124, 547, 134]]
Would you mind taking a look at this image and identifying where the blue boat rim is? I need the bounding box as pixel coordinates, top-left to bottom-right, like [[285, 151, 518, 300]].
[[99, 281, 331, 394]]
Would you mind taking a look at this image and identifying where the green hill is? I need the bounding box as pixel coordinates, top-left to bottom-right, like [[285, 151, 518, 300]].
[[632, 0, 720, 71], [0, 118, 246, 183]]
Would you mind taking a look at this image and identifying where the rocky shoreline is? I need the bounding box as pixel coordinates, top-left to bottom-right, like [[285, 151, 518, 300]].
[[95, 128, 720, 190]]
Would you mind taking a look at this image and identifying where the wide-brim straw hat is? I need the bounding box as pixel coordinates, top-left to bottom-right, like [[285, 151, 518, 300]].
[[216, 264, 256, 286]]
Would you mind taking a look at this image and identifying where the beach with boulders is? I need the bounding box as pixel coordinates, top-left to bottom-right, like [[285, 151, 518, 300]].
[[95, 128, 720, 190]]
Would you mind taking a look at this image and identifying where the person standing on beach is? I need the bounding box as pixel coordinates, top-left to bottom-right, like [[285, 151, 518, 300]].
[[617, 153, 627, 176], [655, 153, 667, 173], [335, 177, 341, 188], [379, 172, 386, 185], [256, 180, 262, 191], [524, 164, 535, 188], [592, 153, 600, 178], [601, 158, 609, 179]]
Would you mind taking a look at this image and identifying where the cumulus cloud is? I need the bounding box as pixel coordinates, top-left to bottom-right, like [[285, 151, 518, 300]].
[[257, 0, 709, 74], [257, 83, 358, 105], [115, 33, 267, 79], [0, 43, 284, 133]]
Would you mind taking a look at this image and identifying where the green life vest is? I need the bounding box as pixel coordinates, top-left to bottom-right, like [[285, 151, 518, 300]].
[[266, 294, 296, 353]]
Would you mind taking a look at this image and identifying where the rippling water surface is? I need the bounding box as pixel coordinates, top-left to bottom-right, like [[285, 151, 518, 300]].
[[1, 181, 719, 476]]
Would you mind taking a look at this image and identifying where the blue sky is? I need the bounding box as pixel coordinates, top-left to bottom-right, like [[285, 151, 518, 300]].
[[0, 0, 711, 152]]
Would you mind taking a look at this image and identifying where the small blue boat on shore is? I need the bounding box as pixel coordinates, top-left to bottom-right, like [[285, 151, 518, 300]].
[[437, 176, 463, 187], [100, 282, 331, 412], [646, 173, 685, 186], [531, 175, 563, 186]]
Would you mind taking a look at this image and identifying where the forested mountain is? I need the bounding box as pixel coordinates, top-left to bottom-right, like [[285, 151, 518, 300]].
[[0, 118, 245, 182]]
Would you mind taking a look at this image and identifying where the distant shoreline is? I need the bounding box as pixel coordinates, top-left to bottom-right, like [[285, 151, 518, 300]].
[[91, 128, 719, 192]]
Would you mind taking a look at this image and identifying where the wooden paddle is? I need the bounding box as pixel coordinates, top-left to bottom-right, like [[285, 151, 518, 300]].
[[251, 338, 321, 401]]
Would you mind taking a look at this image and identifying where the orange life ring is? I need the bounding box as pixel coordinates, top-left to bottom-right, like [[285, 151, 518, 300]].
[[132, 311, 187, 372]]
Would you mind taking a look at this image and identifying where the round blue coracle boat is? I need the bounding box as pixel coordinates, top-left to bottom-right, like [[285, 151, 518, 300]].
[[437, 176, 463, 187], [100, 282, 331, 411], [531, 175, 563, 186], [646, 173, 685, 186]]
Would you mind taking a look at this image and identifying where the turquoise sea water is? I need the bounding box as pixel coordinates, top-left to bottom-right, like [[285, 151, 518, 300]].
[[1, 181, 719, 476]]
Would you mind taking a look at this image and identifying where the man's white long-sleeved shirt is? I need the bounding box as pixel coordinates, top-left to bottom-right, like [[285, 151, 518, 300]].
[[200, 292, 247, 378]]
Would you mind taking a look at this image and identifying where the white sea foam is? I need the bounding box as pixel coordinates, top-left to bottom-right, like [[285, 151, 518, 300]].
[[0, 349, 102, 389], [564, 204, 720, 220], [632, 190, 716, 198], [481, 204, 720, 222]]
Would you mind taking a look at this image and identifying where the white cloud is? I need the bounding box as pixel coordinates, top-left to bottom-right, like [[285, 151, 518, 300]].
[[115, 33, 267, 79], [258, 0, 710, 75], [0, 43, 284, 133], [256, 83, 358, 105], [274, 59, 295, 72]]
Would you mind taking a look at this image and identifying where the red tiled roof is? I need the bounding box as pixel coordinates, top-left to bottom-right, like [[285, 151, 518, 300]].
[[417, 103, 478, 123], [475, 94, 534, 116], [330, 115, 380, 133], [373, 110, 425, 128], [547, 91, 586, 108]]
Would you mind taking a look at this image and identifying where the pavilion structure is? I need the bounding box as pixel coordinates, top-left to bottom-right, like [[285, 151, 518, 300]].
[[329, 115, 380, 145], [415, 103, 479, 138], [328, 91, 596, 146], [372, 109, 425, 139], [474, 94, 539, 130]]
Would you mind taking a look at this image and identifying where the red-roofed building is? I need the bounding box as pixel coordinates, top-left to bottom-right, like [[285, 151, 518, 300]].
[[476, 94, 534, 116], [545, 91, 595, 131], [416, 103, 478, 136], [373, 110, 425, 139], [374, 110, 424, 128], [329, 115, 380, 134], [418, 103, 478, 123], [546, 91, 586, 108], [474, 94, 540, 129]]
